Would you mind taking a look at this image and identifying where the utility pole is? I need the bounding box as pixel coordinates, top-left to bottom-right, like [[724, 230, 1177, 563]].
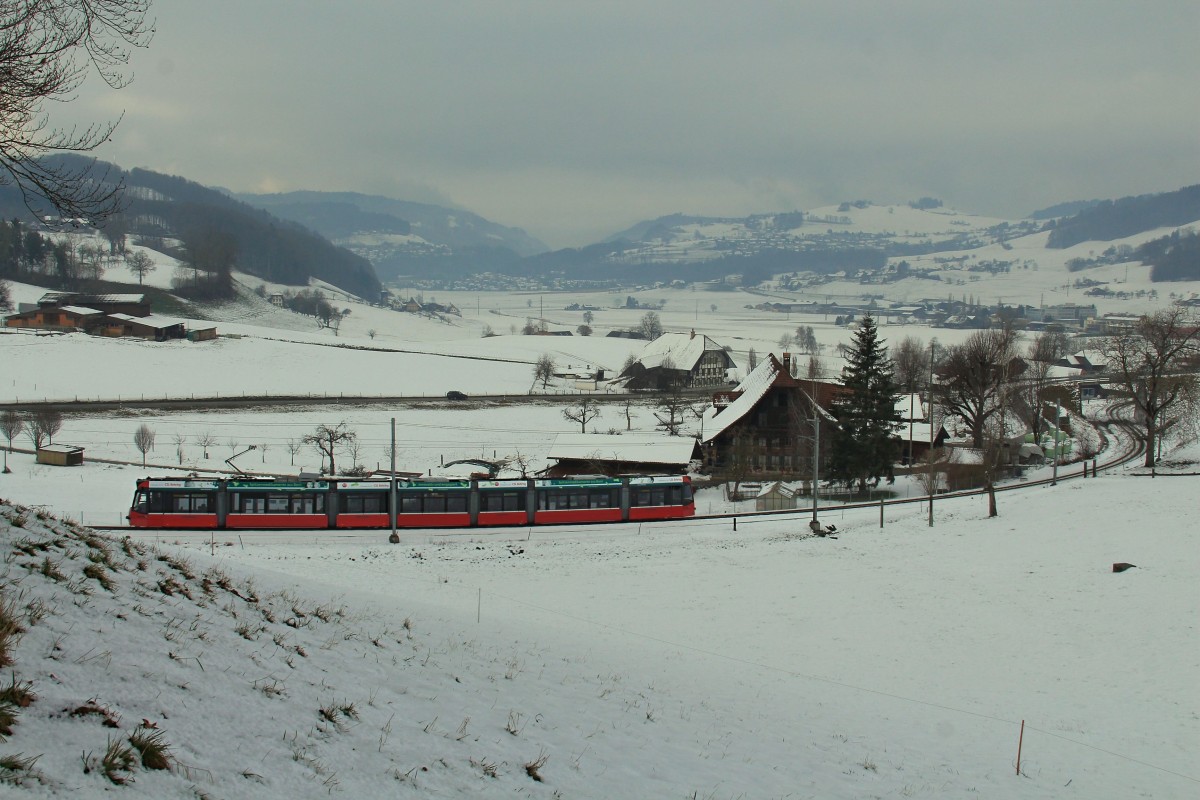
[[388, 417, 399, 543], [1051, 399, 1061, 486], [811, 381, 821, 522]]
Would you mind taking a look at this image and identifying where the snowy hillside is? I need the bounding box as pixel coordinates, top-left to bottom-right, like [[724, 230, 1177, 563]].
[[0, 442, 1195, 797]]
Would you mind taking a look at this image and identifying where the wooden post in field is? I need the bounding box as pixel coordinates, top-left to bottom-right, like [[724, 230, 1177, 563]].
[[1016, 719, 1025, 776], [879, 497, 884, 528]]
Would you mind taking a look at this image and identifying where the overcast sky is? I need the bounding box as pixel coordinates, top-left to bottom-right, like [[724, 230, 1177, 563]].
[[63, 0, 1200, 249]]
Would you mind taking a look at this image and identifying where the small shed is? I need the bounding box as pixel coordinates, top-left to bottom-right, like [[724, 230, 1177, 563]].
[[755, 481, 803, 511], [36, 444, 85, 466], [188, 324, 218, 341]]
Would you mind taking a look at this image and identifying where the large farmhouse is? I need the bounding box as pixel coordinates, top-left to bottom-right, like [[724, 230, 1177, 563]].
[[700, 353, 841, 479], [620, 331, 737, 391]]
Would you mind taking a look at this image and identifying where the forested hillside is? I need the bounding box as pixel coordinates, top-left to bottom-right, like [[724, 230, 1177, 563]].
[[1135, 230, 1200, 282], [1045, 184, 1200, 248], [0, 158, 381, 298]]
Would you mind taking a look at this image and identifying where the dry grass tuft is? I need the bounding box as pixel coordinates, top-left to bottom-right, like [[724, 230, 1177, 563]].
[[524, 749, 549, 782], [0, 752, 41, 786], [99, 736, 138, 785], [129, 724, 173, 771], [38, 558, 66, 583], [69, 699, 121, 728], [82, 563, 117, 593], [0, 675, 36, 709], [0, 597, 26, 668]]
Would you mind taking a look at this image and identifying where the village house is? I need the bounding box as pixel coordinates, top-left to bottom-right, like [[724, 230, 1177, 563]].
[[620, 330, 738, 391], [700, 353, 841, 479]]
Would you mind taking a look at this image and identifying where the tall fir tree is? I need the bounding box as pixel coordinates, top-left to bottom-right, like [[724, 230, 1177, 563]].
[[827, 314, 902, 491]]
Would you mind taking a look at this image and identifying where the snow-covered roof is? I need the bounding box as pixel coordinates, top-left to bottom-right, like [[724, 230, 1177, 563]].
[[107, 312, 187, 329], [634, 332, 724, 371], [895, 393, 926, 421], [58, 305, 104, 316], [547, 433, 698, 465], [895, 422, 940, 445], [1045, 365, 1084, 380], [755, 480, 803, 499], [37, 443, 84, 454], [701, 356, 781, 444]]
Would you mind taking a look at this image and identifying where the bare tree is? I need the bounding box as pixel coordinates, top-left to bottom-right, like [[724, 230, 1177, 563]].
[[0, 0, 154, 219], [915, 448, 951, 496], [1100, 306, 1200, 467], [653, 379, 694, 436], [891, 335, 927, 394], [583, 310, 594, 325], [622, 399, 635, 431], [935, 328, 1019, 448], [1, 410, 23, 452], [258, 442, 269, 463], [805, 354, 824, 381], [562, 397, 602, 432], [226, 438, 240, 456], [533, 353, 556, 390], [133, 423, 155, 467], [637, 311, 663, 340], [302, 422, 356, 476], [345, 438, 362, 471], [286, 438, 302, 466], [194, 430, 216, 460], [1024, 330, 1063, 441], [172, 432, 185, 465], [124, 250, 156, 285], [26, 409, 63, 449]]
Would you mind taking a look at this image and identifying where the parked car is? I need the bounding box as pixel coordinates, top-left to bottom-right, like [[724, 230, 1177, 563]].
[[446, 391, 468, 401]]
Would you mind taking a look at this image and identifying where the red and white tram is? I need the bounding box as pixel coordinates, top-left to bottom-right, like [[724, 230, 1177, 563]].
[[128, 474, 695, 530]]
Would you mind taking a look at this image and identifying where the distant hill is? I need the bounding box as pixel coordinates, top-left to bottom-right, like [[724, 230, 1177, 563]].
[[1028, 199, 1103, 220], [1135, 230, 1200, 282], [237, 191, 549, 283], [0, 158, 382, 298], [1044, 184, 1200, 249]]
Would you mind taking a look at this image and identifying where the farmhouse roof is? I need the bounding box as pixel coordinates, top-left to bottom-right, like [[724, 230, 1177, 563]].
[[634, 332, 725, 371], [107, 312, 187, 330], [547, 434, 699, 466]]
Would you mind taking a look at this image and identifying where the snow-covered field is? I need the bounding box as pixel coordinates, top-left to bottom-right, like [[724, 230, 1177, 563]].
[[0, 440, 1195, 798]]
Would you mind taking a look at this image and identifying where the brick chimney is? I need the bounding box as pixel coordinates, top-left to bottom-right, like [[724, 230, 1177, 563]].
[[782, 351, 791, 373], [690, 328, 696, 339]]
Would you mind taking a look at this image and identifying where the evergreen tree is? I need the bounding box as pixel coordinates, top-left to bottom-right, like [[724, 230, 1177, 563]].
[[827, 314, 902, 491]]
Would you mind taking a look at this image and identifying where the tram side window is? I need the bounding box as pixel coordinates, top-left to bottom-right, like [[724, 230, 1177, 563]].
[[633, 488, 670, 507], [398, 492, 469, 514], [233, 493, 324, 514], [538, 489, 616, 510], [153, 492, 212, 513], [482, 492, 524, 512], [343, 494, 386, 514], [589, 489, 617, 509]]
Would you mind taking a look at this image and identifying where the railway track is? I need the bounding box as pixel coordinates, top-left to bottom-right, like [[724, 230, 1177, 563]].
[[101, 403, 1150, 540]]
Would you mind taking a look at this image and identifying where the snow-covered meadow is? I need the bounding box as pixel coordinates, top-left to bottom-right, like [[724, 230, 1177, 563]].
[[0, 439, 1195, 798]]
